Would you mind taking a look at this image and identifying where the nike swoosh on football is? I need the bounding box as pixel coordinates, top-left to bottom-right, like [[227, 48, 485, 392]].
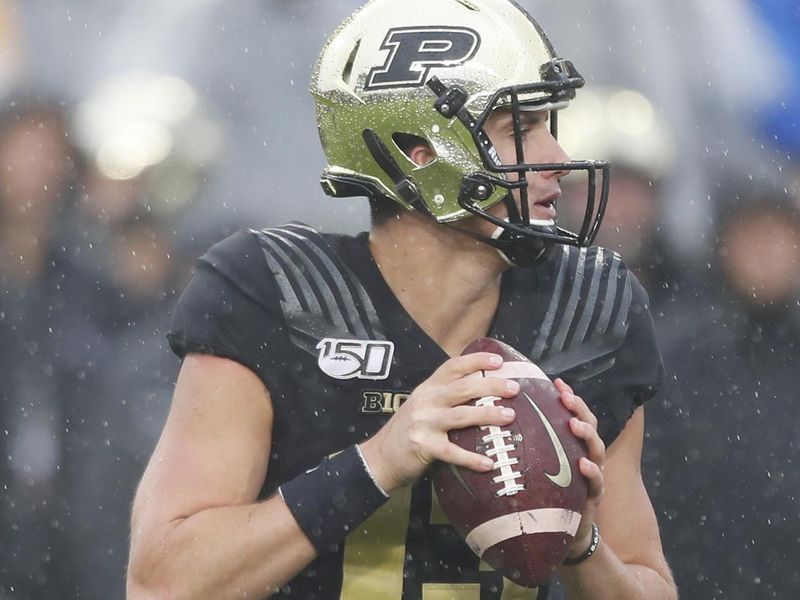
[[524, 392, 572, 488]]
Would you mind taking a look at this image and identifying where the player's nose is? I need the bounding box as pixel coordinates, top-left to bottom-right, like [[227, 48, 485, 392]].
[[539, 131, 571, 181]]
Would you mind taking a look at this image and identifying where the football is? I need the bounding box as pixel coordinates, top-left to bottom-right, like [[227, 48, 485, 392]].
[[432, 337, 588, 588]]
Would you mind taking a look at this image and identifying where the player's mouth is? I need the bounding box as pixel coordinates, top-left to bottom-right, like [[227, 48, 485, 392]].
[[531, 192, 559, 220]]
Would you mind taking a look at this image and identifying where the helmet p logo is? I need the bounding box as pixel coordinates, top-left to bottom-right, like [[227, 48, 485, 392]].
[[366, 26, 480, 91]]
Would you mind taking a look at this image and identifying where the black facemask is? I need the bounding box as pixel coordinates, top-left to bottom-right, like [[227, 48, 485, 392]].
[[427, 60, 611, 267]]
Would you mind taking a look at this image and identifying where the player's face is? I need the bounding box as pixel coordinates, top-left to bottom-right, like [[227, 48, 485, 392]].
[[482, 108, 570, 222]]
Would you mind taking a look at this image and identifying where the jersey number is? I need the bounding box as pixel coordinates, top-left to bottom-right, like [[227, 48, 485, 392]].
[[340, 483, 537, 599]]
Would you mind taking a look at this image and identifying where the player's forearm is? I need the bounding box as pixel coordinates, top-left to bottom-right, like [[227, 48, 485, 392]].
[[127, 496, 315, 600], [558, 542, 677, 600]]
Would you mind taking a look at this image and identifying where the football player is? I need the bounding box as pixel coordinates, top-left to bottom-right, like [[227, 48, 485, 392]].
[[127, 1, 677, 598]]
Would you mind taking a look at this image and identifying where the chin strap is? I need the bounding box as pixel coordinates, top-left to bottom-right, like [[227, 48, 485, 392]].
[[489, 224, 554, 267], [448, 220, 554, 268], [451, 184, 558, 267]]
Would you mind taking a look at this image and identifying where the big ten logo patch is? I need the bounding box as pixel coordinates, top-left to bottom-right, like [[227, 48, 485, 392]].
[[361, 391, 411, 415], [316, 338, 395, 380]]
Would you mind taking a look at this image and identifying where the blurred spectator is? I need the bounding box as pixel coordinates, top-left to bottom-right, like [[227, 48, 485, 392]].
[[558, 87, 680, 308], [0, 82, 220, 598], [47, 72, 227, 597], [0, 96, 82, 599], [57, 197, 188, 599], [527, 0, 786, 264], [645, 183, 800, 599], [0, 98, 77, 285]]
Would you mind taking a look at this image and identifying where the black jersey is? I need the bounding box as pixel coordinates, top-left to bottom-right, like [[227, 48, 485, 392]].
[[168, 223, 664, 600]]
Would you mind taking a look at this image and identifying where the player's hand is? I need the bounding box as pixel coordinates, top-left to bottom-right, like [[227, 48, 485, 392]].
[[554, 378, 605, 558], [360, 352, 519, 494]]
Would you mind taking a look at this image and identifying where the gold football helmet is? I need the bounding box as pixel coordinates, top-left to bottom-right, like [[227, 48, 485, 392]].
[[311, 0, 610, 265]]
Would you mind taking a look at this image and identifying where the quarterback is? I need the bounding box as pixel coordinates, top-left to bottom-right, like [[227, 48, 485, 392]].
[[127, 0, 677, 598]]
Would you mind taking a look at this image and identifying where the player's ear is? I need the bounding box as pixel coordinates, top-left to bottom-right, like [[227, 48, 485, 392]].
[[407, 144, 436, 166], [393, 133, 436, 166]]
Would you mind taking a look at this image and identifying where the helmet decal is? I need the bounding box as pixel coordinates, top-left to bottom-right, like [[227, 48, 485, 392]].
[[365, 27, 481, 91]]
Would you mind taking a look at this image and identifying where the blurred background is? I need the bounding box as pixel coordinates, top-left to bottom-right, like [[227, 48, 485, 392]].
[[0, 0, 797, 598]]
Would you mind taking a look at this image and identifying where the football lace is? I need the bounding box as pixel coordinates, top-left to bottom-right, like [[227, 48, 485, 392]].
[[476, 396, 525, 496]]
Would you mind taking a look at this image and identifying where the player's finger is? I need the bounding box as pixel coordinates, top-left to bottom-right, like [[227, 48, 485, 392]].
[[579, 457, 604, 499], [439, 376, 519, 407], [570, 418, 605, 463], [430, 352, 503, 383], [444, 403, 516, 431], [558, 384, 598, 430], [554, 378, 574, 395], [434, 439, 495, 472]]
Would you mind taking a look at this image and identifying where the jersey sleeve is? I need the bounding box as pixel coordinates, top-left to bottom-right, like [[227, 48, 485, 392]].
[[574, 275, 665, 446], [167, 230, 288, 391]]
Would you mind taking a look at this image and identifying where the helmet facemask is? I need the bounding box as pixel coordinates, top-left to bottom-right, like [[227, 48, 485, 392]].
[[425, 58, 610, 266]]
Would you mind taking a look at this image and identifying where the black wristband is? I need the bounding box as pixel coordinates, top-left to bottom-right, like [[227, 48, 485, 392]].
[[279, 445, 389, 554], [563, 522, 601, 566]]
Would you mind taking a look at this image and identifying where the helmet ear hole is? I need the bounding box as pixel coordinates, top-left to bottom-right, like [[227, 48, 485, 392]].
[[392, 132, 436, 166], [342, 40, 361, 86]]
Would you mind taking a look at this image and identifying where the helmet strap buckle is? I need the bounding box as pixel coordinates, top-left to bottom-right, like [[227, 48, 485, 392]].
[[428, 76, 469, 119]]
